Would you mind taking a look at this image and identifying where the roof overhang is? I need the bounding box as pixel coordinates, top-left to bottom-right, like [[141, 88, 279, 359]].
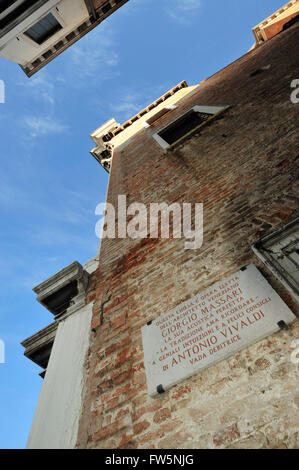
[[252, 0, 299, 45]]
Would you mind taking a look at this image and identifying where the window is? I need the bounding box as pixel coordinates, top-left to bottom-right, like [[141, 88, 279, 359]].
[[252, 217, 299, 301], [153, 105, 230, 149], [24, 12, 62, 45]]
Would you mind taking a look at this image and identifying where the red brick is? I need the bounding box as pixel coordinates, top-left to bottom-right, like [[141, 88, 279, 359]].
[[115, 347, 136, 368], [117, 433, 135, 449], [171, 385, 192, 400], [92, 418, 129, 442], [112, 383, 131, 398], [112, 311, 127, 329], [153, 408, 171, 424], [132, 400, 163, 423], [213, 424, 240, 447], [90, 312, 101, 331], [112, 368, 133, 385], [133, 420, 151, 435], [105, 397, 119, 412]]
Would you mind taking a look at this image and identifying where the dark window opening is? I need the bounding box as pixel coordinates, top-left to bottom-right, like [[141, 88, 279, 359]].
[[102, 3, 112, 14], [283, 14, 299, 31], [101, 149, 111, 159], [66, 31, 76, 42], [42, 49, 52, 59], [32, 57, 41, 67], [24, 12, 62, 45], [78, 22, 88, 33], [158, 110, 212, 146], [102, 132, 113, 142], [54, 40, 64, 50]]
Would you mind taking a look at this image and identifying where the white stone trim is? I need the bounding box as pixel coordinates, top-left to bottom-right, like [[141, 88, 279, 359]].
[[33, 261, 89, 320], [252, 217, 299, 301], [152, 132, 170, 150], [144, 105, 178, 128], [26, 302, 93, 449], [142, 121, 151, 129], [193, 105, 229, 114], [152, 105, 230, 149]]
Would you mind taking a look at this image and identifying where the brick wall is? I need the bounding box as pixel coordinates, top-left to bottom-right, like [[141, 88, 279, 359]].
[[77, 23, 299, 449]]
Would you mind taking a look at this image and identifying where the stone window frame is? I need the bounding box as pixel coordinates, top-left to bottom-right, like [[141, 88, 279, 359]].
[[22, 7, 66, 48], [152, 105, 231, 150], [252, 217, 299, 301]]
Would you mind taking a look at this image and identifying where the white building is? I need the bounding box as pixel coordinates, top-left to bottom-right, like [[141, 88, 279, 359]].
[[0, 0, 128, 76]]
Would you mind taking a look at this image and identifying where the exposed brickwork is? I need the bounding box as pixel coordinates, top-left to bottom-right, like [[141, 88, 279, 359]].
[[78, 24, 299, 449]]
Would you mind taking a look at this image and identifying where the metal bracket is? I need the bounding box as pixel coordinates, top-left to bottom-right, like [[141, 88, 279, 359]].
[[157, 384, 165, 394], [87, 0, 98, 20], [147, 320, 153, 326], [277, 320, 289, 330]]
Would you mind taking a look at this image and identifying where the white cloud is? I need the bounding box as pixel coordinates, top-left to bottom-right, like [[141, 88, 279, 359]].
[[66, 23, 119, 83], [111, 92, 145, 117], [17, 72, 55, 106], [0, 174, 93, 230], [107, 83, 168, 122], [23, 115, 69, 138], [167, 0, 202, 25]]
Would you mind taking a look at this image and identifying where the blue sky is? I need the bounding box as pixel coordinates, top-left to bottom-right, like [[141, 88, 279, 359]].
[[0, 0, 286, 449]]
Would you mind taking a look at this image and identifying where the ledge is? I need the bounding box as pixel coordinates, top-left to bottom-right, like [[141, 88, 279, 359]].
[[21, 322, 57, 371], [22, 259, 97, 376], [33, 261, 89, 321]]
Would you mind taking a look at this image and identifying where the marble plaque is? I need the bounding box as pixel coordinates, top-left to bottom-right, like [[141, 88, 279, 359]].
[[142, 264, 296, 396]]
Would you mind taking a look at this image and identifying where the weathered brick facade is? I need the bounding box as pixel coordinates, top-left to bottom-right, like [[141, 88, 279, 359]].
[[77, 23, 299, 449]]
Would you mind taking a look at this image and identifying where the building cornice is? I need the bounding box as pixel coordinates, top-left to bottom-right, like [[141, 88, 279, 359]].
[[33, 261, 89, 321], [89, 81, 194, 172], [252, 0, 298, 45], [21, 321, 57, 375], [22, 258, 98, 376], [21, 0, 130, 76]]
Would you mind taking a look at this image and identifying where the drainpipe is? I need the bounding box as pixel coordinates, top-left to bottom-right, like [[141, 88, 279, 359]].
[[87, 0, 97, 20]]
